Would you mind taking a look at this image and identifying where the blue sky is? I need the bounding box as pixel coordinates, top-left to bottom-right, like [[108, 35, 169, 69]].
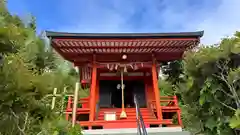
[[7, 0, 240, 44]]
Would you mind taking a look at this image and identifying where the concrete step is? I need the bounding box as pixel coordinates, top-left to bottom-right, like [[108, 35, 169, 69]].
[[82, 127, 190, 135]]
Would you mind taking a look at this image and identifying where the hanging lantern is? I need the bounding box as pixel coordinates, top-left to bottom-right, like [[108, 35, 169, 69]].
[[122, 54, 127, 60]]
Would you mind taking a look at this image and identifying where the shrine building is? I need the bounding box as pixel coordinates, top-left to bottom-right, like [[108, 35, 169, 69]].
[[46, 31, 203, 134]]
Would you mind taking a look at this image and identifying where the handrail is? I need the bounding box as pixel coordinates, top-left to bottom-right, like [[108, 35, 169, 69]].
[[134, 94, 148, 135]]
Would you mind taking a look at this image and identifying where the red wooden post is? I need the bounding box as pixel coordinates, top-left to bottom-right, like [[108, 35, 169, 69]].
[[151, 55, 162, 120], [174, 96, 183, 127], [89, 55, 97, 121], [66, 96, 72, 120]]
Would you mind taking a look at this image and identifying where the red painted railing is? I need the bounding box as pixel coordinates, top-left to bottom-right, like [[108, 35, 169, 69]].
[[148, 96, 182, 127], [65, 96, 90, 121], [65, 95, 182, 128], [66, 97, 89, 110]]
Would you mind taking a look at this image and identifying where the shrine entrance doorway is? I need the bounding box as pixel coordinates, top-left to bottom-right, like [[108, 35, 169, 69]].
[[99, 80, 146, 108]]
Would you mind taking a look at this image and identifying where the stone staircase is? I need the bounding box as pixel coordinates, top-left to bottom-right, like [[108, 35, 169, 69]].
[[94, 108, 173, 129], [78, 107, 174, 129], [96, 108, 155, 128], [98, 108, 155, 121]]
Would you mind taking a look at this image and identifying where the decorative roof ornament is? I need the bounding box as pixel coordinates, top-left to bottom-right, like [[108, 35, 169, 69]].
[[115, 64, 119, 70], [109, 64, 114, 71], [133, 64, 138, 70], [124, 66, 127, 73]]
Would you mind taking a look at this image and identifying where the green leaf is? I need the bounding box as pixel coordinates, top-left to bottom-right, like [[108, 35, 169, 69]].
[[205, 118, 217, 130], [53, 131, 59, 135], [235, 109, 240, 117], [229, 117, 240, 128], [199, 95, 205, 106], [229, 109, 240, 128]]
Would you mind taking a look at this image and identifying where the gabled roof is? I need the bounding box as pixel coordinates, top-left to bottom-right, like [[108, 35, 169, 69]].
[[46, 31, 204, 39], [46, 31, 204, 64]]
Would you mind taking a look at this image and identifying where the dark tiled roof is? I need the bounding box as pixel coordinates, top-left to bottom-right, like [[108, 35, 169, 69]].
[[46, 31, 204, 39]]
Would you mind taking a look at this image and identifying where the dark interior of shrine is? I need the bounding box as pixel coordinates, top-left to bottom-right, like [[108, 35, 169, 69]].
[[99, 80, 146, 108]]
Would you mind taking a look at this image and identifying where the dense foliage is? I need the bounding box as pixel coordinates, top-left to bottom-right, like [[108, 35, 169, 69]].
[[0, 0, 83, 134], [161, 33, 240, 135], [1, 0, 240, 134]]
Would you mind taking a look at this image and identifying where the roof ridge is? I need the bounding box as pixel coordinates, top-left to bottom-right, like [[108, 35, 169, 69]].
[[45, 31, 204, 39]]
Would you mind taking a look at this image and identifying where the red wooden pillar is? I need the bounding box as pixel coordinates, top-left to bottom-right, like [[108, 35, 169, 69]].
[[174, 95, 183, 127], [151, 55, 162, 120], [89, 55, 97, 121], [66, 96, 72, 120], [96, 79, 99, 104]]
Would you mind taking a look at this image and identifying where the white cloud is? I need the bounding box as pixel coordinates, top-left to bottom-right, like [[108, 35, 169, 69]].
[[139, 0, 240, 45], [194, 0, 240, 44], [55, 0, 240, 45]]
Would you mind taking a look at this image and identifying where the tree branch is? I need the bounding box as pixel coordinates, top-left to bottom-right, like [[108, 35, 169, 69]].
[[193, 120, 204, 135], [194, 130, 203, 135], [10, 109, 27, 135], [11, 109, 19, 119], [214, 96, 236, 111], [213, 74, 240, 108], [22, 112, 29, 132], [36, 131, 43, 135], [216, 89, 234, 99]]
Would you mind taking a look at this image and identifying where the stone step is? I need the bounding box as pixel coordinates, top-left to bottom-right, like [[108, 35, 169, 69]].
[[78, 119, 173, 129], [82, 127, 190, 135]]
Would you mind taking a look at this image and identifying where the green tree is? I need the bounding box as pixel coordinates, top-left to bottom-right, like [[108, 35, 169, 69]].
[[176, 32, 240, 135], [0, 1, 82, 134]]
